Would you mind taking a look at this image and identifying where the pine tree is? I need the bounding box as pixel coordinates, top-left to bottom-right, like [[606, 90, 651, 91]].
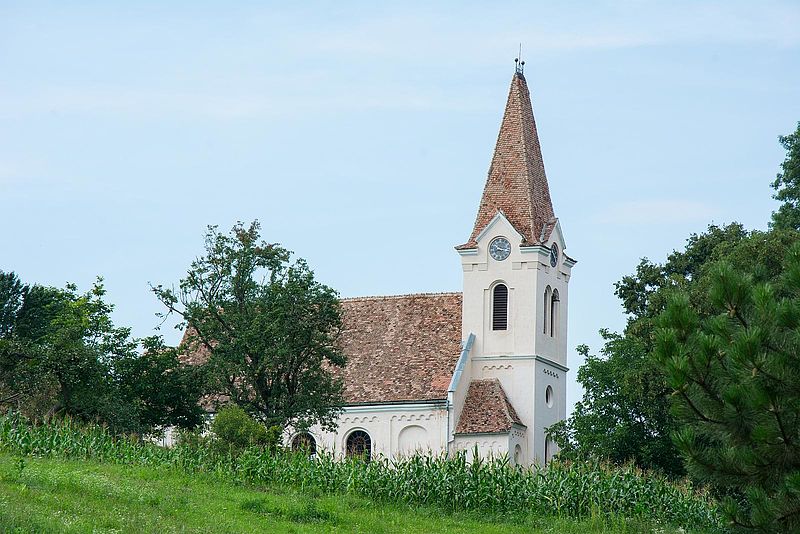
[[656, 242, 800, 531]]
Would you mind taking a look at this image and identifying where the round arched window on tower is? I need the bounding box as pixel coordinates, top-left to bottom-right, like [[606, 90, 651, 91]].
[[545, 385, 554, 408]]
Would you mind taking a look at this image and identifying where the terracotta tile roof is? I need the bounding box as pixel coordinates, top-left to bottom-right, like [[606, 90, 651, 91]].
[[337, 292, 462, 404], [455, 378, 524, 434], [179, 292, 464, 407], [459, 72, 556, 249]]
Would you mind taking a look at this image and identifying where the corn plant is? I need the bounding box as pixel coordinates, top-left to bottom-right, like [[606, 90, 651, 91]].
[[0, 413, 722, 531]]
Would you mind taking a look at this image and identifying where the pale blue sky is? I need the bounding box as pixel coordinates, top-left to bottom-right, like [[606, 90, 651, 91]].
[[2, 1, 799, 411]]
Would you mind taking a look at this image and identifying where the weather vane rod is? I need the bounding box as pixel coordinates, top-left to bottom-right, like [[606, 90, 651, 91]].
[[514, 43, 525, 74]]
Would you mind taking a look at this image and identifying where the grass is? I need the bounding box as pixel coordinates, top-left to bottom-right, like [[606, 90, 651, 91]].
[[0, 454, 666, 533]]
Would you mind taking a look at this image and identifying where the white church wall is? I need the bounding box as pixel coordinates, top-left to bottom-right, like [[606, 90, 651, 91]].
[[451, 433, 511, 462], [294, 402, 448, 459], [508, 425, 528, 466], [531, 357, 567, 464], [533, 228, 572, 368]]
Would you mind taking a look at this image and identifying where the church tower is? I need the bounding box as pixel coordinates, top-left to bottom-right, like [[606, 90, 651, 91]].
[[454, 67, 576, 465]]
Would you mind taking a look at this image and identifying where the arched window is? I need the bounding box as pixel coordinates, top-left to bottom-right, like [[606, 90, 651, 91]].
[[543, 286, 551, 334], [492, 283, 508, 331], [291, 432, 317, 455], [513, 444, 523, 466], [545, 385, 554, 408], [550, 289, 560, 337], [346, 430, 371, 460]]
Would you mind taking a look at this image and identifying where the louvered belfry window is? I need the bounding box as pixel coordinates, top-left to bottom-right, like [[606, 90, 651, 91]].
[[492, 284, 508, 331]]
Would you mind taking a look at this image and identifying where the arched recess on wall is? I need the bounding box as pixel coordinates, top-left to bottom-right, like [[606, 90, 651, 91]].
[[543, 286, 551, 334], [397, 425, 429, 456], [550, 289, 560, 337], [513, 444, 523, 466], [492, 282, 508, 331], [345, 429, 372, 460], [291, 432, 317, 455], [545, 436, 555, 465]]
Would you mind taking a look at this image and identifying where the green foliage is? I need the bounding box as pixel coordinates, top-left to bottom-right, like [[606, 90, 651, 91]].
[[656, 242, 800, 531], [211, 405, 277, 451], [0, 414, 722, 531], [0, 271, 204, 434], [771, 122, 800, 230], [553, 223, 800, 477], [553, 224, 763, 476], [549, 335, 683, 476], [152, 221, 346, 431]]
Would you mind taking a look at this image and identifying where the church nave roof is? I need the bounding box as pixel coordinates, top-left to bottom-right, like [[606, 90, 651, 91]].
[[338, 292, 463, 405]]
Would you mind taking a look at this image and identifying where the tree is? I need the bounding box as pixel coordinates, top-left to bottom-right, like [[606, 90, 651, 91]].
[[550, 224, 800, 476], [0, 271, 204, 434], [656, 242, 800, 531], [152, 221, 346, 432], [549, 334, 684, 476], [771, 122, 800, 231]]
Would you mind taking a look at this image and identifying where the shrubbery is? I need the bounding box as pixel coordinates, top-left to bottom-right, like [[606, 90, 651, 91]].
[[211, 406, 281, 451], [0, 414, 722, 531]]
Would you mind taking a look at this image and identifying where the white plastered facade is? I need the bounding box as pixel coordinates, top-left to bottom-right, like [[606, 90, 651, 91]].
[[455, 212, 572, 465]]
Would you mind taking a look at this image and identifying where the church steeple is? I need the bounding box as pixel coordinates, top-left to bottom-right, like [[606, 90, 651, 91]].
[[459, 71, 556, 249]]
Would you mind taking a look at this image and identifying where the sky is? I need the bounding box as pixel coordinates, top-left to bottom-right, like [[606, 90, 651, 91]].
[[2, 1, 799, 412]]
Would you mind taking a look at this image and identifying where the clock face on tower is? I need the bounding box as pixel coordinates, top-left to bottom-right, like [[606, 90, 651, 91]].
[[489, 237, 511, 261], [550, 243, 559, 267]]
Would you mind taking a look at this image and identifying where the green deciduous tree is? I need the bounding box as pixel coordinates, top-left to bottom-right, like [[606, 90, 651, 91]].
[[0, 272, 203, 434], [656, 242, 800, 531], [152, 221, 346, 432], [550, 225, 800, 476], [549, 333, 683, 476], [771, 122, 800, 231]]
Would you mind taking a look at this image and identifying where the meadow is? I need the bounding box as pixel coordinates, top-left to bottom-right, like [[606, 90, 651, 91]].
[[0, 414, 724, 533]]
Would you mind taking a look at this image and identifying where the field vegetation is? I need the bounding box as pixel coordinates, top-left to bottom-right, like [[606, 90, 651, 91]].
[[0, 414, 723, 532], [0, 454, 676, 534]]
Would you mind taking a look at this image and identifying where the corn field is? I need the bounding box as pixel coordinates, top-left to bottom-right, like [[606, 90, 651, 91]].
[[0, 414, 722, 531]]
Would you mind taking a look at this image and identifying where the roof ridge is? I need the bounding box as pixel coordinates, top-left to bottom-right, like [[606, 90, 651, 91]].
[[340, 292, 461, 302]]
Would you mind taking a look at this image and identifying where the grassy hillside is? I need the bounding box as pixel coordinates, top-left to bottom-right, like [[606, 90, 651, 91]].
[[0, 415, 723, 532], [0, 454, 665, 533]]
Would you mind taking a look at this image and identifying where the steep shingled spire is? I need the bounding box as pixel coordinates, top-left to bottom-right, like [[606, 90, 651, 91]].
[[458, 72, 556, 249]]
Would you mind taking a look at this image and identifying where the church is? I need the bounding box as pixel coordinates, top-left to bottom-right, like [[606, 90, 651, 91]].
[[288, 66, 576, 467]]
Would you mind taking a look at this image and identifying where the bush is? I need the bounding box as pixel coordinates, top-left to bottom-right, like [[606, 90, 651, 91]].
[[211, 406, 278, 451]]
